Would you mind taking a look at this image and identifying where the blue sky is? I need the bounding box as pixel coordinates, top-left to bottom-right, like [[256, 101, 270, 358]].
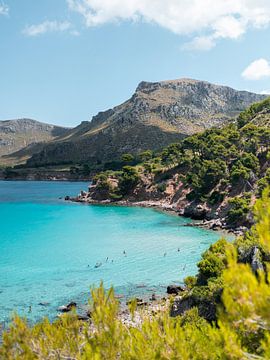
[[0, 0, 270, 127]]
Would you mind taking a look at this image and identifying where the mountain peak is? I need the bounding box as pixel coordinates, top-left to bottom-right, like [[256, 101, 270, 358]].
[[135, 78, 264, 96], [23, 79, 267, 167]]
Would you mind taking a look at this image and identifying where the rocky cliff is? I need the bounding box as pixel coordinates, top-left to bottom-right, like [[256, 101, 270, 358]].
[[26, 79, 266, 167]]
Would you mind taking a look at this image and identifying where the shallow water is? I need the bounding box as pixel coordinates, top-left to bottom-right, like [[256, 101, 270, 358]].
[[0, 181, 227, 325]]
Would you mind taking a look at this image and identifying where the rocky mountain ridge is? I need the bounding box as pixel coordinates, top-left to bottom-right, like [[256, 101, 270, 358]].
[[25, 79, 266, 167], [1, 79, 266, 167]]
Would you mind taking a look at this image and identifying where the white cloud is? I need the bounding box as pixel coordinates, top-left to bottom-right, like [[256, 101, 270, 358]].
[[242, 58, 270, 80], [182, 36, 216, 51], [0, 3, 9, 16], [260, 90, 270, 95], [23, 21, 72, 37], [70, 29, 80, 36], [67, 0, 270, 49]]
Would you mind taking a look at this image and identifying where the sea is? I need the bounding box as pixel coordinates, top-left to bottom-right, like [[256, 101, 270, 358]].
[[0, 181, 229, 327]]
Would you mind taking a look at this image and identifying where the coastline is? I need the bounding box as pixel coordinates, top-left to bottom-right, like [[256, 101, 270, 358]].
[[0, 173, 91, 182], [67, 196, 237, 236], [0, 174, 239, 235]]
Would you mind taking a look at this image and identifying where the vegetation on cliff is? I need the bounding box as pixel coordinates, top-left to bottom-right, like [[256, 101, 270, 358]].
[[1, 188, 270, 359], [88, 97, 270, 229]]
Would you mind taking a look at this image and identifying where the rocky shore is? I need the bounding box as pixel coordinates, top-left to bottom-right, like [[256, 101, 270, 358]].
[[56, 284, 188, 328], [66, 190, 239, 235]]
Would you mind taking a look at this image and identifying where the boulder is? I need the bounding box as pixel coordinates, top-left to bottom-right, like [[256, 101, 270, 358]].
[[58, 302, 77, 313], [183, 203, 209, 220], [167, 285, 185, 295]]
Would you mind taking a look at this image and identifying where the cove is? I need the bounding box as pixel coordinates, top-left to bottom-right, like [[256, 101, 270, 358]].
[[0, 181, 228, 326]]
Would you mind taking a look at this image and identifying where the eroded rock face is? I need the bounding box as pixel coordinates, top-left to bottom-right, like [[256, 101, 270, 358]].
[[238, 245, 264, 273], [136, 79, 265, 129]]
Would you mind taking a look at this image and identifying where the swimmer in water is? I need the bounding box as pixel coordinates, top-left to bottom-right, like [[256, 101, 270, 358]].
[[164, 252, 167, 257]]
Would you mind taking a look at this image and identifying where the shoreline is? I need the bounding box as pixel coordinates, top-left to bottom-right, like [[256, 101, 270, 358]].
[[68, 196, 237, 236]]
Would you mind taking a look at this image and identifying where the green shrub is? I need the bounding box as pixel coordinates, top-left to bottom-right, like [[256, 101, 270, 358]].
[[157, 183, 167, 192], [197, 239, 229, 283], [237, 97, 270, 128], [208, 191, 225, 205], [118, 166, 139, 195], [121, 153, 135, 163], [184, 275, 197, 289], [227, 195, 251, 226]]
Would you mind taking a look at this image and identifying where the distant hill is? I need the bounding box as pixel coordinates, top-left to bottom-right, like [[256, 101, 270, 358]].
[[0, 119, 69, 165], [4, 79, 267, 167]]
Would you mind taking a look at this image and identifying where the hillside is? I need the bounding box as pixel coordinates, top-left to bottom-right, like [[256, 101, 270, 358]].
[[24, 79, 265, 167], [0, 118, 68, 165], [76, 97, 270, 231]]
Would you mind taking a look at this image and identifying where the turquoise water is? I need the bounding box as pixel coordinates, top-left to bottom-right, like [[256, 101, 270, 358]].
[[0, 181, 225, 326]]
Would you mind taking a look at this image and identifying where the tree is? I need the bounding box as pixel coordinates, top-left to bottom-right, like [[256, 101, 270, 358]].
[[118, 166, 139, 195], [121, 153, 134, 163], [139, 150, 153, 162]]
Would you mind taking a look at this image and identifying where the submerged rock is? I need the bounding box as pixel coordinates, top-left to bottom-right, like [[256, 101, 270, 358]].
[[38, 302, 50, 307]]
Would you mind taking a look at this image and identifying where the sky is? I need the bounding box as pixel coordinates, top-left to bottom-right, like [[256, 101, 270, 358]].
[[0, 0, 270, 127]]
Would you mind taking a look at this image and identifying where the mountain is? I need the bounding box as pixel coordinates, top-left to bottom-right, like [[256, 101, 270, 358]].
[[7, 79, 268, 167], [0, 119, 69, 165]]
